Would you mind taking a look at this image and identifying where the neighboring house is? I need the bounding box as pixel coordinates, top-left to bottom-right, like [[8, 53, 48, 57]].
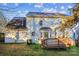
[[72, 21, 79, 40], [4, 17, 28, 43], [26, 12, 71, 44]]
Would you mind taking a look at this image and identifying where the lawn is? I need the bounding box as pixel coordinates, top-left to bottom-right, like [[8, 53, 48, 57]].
[[0, 43, 79, 56]]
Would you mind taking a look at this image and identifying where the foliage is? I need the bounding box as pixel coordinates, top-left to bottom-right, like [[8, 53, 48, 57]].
[[58, 3, 79, 37], [32, 44, 41, 50]]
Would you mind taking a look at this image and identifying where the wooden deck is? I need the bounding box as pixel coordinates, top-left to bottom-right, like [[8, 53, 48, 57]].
[[41, 37, 75, 48]]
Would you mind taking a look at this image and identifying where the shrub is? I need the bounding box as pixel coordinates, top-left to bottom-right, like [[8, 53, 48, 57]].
[[33, 44, 41, 49]]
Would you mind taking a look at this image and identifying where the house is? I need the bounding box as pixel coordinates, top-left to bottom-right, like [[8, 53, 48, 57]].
[[0, 12, 74, 44], [4, 17, 29, 43], [26, 12, 72, 44]]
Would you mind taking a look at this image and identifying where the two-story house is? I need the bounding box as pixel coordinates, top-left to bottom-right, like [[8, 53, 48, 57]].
[[26, 12, 71, 44]]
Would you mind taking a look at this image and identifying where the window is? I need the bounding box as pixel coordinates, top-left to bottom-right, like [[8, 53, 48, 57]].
[[31, 32, 35, 36], [39, 20, 43, 26], [40, 32, 42, 37]]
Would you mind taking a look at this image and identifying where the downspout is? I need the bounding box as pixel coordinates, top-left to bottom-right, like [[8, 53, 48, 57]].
[[33, 16, 35, 32], [32, 16, 36, 43], [16, 29, 19, 43]]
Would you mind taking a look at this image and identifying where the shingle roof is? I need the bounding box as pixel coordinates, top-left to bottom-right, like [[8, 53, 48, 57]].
[[26, 12, 67, 18], [40, 27, 52, 30], [6, 17, 27, 29]]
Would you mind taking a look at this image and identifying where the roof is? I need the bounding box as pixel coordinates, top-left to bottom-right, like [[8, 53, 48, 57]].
[[40, 27, 52, 30], [6, 17, 27, 29], [26, 12, 67, 18]]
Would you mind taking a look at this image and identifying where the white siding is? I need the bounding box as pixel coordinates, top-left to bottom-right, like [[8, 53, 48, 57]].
[[5, 32, 16, 43], [5, 30, 28, 43], [27, 17, 63, 43]]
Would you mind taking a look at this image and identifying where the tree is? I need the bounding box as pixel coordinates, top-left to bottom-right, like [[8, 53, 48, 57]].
[[59, 3, 79, 38], [0, 11, 7, 32], [73, 4, 79, 24], [0, 6, 19, 32]]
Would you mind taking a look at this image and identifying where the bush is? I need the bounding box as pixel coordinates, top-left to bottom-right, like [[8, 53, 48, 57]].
[[33, 44, 41, 49]]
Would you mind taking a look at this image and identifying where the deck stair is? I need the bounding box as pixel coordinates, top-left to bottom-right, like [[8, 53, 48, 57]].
[[41, 37, 75, 48]]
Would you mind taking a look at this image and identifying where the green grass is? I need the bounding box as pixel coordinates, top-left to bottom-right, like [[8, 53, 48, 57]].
[[0, 43, 79, 56]]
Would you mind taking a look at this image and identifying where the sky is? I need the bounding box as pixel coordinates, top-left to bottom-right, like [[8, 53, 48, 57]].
[[0, 3, 76, 20]]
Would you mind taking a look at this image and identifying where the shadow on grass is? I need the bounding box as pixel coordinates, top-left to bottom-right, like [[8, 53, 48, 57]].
[[44, 48, 68, 51]]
